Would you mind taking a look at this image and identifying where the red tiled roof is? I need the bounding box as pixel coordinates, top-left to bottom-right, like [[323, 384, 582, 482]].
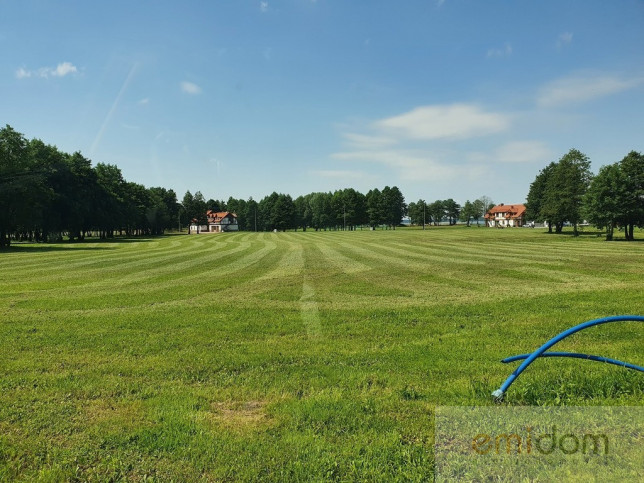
[[485, 203, 526, 219], [206, 211, 237, 223]]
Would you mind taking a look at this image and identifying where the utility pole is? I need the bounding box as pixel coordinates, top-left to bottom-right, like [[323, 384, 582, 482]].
[[423, 200, 426, 230]]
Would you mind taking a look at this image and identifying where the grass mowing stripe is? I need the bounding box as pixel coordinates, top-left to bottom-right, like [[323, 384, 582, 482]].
[[10, 238, 282, 311], [300, 281, 322, 339], [0, 237, 242, 292], [311, 235, 372, 275]]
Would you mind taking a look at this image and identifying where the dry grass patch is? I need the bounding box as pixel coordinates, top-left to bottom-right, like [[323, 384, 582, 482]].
[[198, 400, 275, 433], [83, 398, 147, 431]]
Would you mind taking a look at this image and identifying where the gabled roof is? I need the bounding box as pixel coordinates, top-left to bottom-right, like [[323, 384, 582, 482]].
[[206, 211, 237, 223], [484, 203, 526, 219]]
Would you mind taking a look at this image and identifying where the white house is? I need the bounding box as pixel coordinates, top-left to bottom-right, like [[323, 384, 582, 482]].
[[484, 203, 527, 227], [189, 211, 239, 233]]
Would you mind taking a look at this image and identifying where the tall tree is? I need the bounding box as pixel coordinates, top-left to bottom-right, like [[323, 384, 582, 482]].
[[310, 192, 333, 230], [0, 126, 43, 246], [226, 197, 248, 231], [477, 195, 494, 214], [245, 197, 259, 232], [95, 163, 127, 238], [293, 195, 309, 231], [366, 188, 385, 228], [271, 194, 296, 231], [443, 198, 460, 225], [472, 199, 485, 226], [206, 199, 224, 212], [192, 191, 208, 231], [382, 186, 406, 229], [618, 151, 644, 240], [460, 200, 476, 226], [65, 152, 98, 240], [525, 162, 556, 232], [258, 192, 279, 231], [428, 200, 445, 225], [408, 199, 428, 227], [542, 149, 592, 235], [181, 191, 194, 228], [149, 187, 180, 235], [583, 163, 627, 241]]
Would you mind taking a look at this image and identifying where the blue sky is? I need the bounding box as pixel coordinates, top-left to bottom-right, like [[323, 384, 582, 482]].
[[2, 0, 643, 205]]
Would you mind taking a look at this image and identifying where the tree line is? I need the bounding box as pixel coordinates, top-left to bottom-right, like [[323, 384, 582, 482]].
[[7, 125, 639, 245], [1, 125, 497, 246], [0, 125, 180, 247], [407, 196, 494, 228], [182, 188, 496, 232], [526, 148, 643, 240], [181, 186, 408, 232]]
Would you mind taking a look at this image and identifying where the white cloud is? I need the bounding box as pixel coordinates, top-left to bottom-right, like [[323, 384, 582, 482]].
[[15, 62, 78, 79], [375, 104, 509, 141], [493, 141, 551, 163], [537, 73, 644, 108], [15, 67, 31, 79], [332, 149, 484, 182], [328, 103, 511, 184], [180, 81, 202, 95], [486, 43, 512, 58], [260, 1, 268, 13], [138, 97, 150, 105], [557, 32, 573, 48], [342, 132, 397, 149], [53, 62, 77, 77]]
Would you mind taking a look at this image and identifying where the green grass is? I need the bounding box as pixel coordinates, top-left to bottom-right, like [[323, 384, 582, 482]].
[[0, 227, 643, 480]]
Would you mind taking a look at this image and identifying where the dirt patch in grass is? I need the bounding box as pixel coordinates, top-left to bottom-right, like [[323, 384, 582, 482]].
[[200, 400, 275, 433]]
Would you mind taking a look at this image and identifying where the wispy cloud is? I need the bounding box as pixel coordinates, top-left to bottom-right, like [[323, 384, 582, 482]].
[[342, 132, 397, 150], [138, 97, 150, 105], [15, 61, 78, 79], [312, 169, 372, 181], [332, 149, 484, 182], [180, 81, 202, 95], [260, 1, 268, 13], [376, 104, 509, 141], [537, 73, 644, 107], [486, 43, 512, 58], [15, 68, 30, 79], [557, 32, 573, 49], [329, 103, 511, 183], [493, 141, 552, 164]]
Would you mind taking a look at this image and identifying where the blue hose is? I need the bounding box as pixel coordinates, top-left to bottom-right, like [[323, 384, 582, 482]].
[[502, 352, 644, 372], [492, 315, 644, 400]]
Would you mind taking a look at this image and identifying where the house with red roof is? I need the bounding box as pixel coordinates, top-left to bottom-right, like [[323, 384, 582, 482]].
[[484, 203, 526, 227], [189, 211, 239, 233]]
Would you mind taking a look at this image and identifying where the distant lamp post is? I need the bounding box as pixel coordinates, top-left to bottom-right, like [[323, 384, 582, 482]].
[[423, 200, 426, 230]]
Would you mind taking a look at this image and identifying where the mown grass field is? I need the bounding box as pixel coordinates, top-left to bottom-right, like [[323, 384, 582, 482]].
[[1, 227, 643, 481]]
